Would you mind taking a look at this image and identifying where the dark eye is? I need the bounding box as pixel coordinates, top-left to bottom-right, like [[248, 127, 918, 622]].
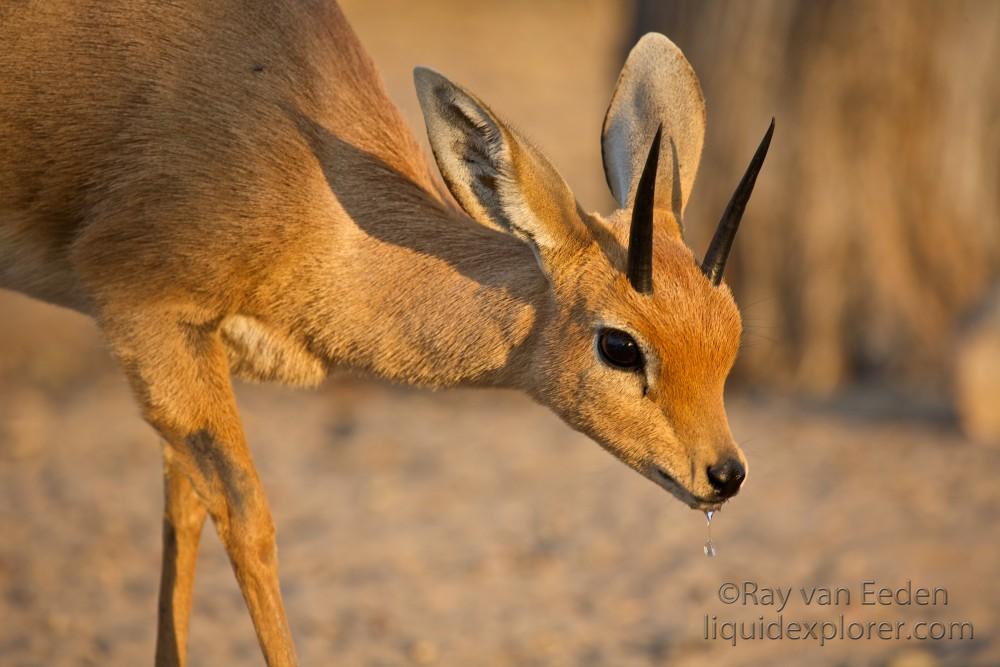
[[597, 328, 643, 370]]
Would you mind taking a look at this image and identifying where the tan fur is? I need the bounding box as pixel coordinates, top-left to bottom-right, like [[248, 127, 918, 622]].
[[0, 3, 747, 665]]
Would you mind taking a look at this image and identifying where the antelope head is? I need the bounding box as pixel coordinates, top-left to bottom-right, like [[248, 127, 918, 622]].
[[414, 34, 772, 511]]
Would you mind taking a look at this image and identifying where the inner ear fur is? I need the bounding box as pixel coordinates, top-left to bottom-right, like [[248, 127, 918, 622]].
[[414, 67, 589, 264]]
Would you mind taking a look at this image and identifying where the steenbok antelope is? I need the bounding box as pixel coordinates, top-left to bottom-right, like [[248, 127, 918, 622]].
[[0, 1, 772, 664]]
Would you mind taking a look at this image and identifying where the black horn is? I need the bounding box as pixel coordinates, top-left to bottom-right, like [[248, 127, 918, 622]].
[[626, 125, 662, 294], [702, 118, 775, 286]]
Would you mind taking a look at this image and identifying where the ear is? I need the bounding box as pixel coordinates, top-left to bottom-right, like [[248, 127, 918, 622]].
[[602, 33, 706, 220], [414, 67, 589, 270]]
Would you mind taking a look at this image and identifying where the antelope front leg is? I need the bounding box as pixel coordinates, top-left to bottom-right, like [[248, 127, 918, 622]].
[[156, 449, 208, 667], [101, 308, 299, 667], [171, 429, 297, 667]]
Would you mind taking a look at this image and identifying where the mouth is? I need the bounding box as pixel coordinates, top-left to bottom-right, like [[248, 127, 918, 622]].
[[651, 467, 724, 512]]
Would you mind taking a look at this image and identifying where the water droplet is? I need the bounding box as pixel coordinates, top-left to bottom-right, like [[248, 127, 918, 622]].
[[703, 509, 717, 557]]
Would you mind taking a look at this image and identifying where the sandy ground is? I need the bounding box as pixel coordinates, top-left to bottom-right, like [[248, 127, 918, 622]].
[[1, 2, 998, 665], [1, 294, 999, 667]]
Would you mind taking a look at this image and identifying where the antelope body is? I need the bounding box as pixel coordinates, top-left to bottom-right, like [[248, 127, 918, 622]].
[[0, 1, 771, 664]]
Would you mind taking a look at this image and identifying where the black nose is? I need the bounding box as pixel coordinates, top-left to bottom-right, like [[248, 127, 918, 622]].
[[707, 458, 746, 498]]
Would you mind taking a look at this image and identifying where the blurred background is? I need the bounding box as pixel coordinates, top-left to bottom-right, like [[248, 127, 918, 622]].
[[1, 1, 998, 665]]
